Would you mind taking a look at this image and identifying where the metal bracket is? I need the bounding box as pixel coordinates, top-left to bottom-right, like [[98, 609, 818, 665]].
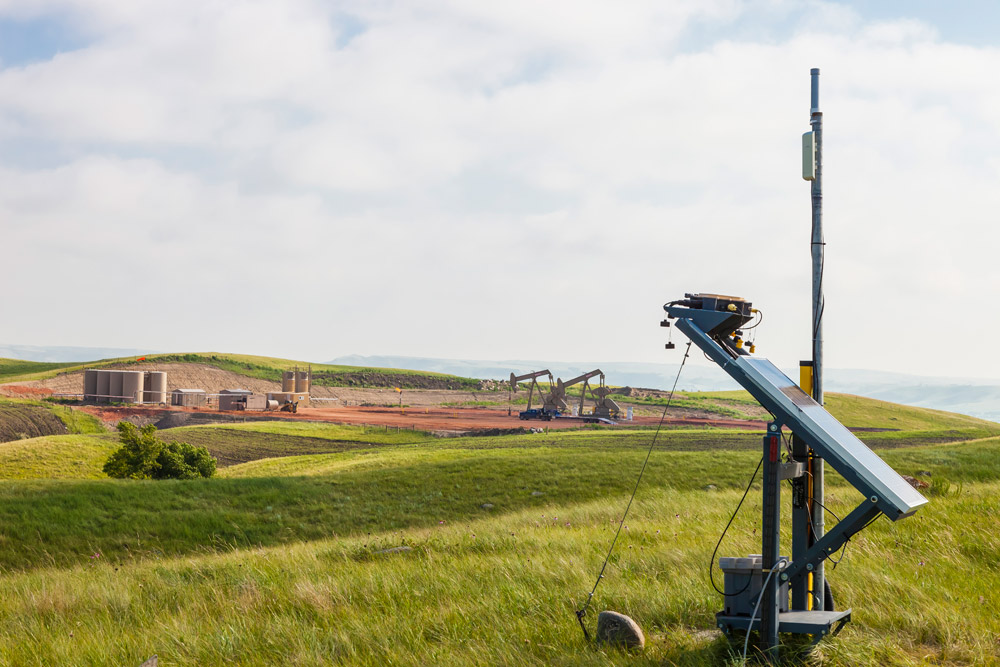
[[783, 500, 881, 584]]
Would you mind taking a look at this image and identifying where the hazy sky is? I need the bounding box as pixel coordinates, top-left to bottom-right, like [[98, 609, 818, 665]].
[[1, 1, 998, 378]]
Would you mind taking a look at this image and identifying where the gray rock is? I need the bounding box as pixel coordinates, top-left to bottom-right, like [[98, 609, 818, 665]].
[[481, 503, 495, 510], [596, 610, 645, 650], [531, 491, 544, 496], [139, 657, 158, 667], [375, 546, 412, 555], [703, 484, 717, 491], [918, 470, 932, 477]]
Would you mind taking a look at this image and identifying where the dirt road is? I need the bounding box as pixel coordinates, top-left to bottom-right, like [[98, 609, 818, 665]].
[[75, 402, 766, 434]]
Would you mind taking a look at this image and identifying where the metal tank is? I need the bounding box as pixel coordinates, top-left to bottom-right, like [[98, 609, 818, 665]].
[[282, 371, 295, 392], [121, 371, 144, 403], [294, 371, 310, 394], [84, 370, 98, 400], [147, 371, 168, 404], [96, 370, 111, 403], [109, 371, 124, 403]]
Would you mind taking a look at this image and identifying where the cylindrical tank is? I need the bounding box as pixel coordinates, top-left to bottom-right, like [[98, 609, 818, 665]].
[[121, 371, 144, 403], [109, 371, 124, 403], [266, 400, 279, 410], [147, 371, 168, 404], [96, 370, 111, 403], [84, 370, 98, 399], [282, 371, 295, 392], [142, 373, 152, 403], [294, 371, 310, 394]]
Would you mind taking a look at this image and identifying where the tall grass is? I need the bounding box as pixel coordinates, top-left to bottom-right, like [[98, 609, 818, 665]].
[[1, 419, 998, 664]]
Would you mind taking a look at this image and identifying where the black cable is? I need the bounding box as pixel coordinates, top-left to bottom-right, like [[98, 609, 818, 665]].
[[742, 309, 764, 331], [574, 341, 693, 635], [828, 513, 882, 569], [708, 456, 764, 596]]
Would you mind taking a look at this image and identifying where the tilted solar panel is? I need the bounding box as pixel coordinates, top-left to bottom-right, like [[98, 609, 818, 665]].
[[734, 356, 928, 519]]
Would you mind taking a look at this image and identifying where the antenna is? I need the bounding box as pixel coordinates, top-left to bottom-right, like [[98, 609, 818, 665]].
[[808, 67, 824, 404]]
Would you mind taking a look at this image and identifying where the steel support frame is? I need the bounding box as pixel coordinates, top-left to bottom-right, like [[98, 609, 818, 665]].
[[790, 434, 812, 610], [782, 499, 881, 586], [760, 424, 784, 660]]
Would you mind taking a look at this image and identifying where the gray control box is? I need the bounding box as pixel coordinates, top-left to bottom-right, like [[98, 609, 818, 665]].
[[719, 554, 789, 617]]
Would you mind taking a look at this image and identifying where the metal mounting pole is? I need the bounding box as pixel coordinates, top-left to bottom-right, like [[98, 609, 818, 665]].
[[809, 66, 826, 610]]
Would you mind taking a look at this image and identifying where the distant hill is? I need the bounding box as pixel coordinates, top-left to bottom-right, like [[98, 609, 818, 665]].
[[330, 355, 1000, 422], [0, 344, 155, 362]]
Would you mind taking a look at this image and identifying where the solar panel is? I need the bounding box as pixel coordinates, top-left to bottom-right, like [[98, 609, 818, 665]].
[[734, 356, 928, 519]]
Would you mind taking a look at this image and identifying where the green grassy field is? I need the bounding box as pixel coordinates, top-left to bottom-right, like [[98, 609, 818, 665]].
[[0, 358, 84, 383], [0, 400, 998, 665], [694, 390, 987, 431]]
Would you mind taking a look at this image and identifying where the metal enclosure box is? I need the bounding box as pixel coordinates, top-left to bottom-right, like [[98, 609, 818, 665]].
[[719, 555, 789, 617], [802, 131, 816, 180]]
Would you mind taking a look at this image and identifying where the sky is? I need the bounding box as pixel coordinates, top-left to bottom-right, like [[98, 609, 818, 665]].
[[0, 0, 998, 379]]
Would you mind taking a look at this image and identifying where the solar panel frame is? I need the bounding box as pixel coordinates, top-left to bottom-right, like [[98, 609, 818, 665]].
[[734, 356, 928, 519]]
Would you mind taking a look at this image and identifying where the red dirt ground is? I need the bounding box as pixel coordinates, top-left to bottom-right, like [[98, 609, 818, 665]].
[[77, 403, 766, 433], [0, 385, 55, 398]]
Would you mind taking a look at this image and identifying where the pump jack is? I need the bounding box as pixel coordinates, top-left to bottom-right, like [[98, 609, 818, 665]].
[[510, 370, 565, 420], [556, 369, 620, 421]]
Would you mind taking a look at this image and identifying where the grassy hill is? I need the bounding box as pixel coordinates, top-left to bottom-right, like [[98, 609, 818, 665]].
[[0, 392, 998, 664], [693, 390, 994, 430], [0, 397, 105, 443], [0, 353, 483, 390], [0, 358, 84, 383]]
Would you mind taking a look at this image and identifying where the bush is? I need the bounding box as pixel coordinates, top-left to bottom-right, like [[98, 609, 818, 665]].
[[103, 422, 216, 480]]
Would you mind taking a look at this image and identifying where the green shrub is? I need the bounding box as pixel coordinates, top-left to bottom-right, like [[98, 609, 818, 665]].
[[103, 422, 216, 480]]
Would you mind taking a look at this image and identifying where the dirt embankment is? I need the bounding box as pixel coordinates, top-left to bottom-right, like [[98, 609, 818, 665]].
[[0, 403, 68, 442]]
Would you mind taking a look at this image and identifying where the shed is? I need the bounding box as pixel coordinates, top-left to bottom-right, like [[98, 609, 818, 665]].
[[219, 389, 252, 411], [172, 389, 207, 408]]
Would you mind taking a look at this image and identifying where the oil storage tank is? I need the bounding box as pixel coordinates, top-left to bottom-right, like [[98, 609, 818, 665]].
[[121, 371, 144, 403], [109, 371, 124, 403], [96, 370, 111, 403], [84, 370, 98, 400], [294, 371, 310, 394], [282, 371, 295, 392], [147, 371, 167, 404]]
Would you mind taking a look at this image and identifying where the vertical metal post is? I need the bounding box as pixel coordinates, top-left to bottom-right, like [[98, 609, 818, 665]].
[[789, 433, 809, 610], [808, 66, 826, 610], [760, 425, 782, 661]]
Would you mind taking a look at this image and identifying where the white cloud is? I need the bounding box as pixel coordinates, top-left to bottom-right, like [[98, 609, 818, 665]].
[[0, 1, 998, 378]]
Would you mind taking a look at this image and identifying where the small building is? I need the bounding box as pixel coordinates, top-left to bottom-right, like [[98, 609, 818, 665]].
[[172, 389, 207, 408], [218, 389, 267, 411], [218, 389, 252, 411]]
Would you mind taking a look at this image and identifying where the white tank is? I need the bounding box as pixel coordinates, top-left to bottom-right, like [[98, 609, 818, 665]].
[[84, 370, 98, 399], [147, 371, 168, 404], [121, 371, 144, 403], [96, 370, 111, 403], [109, 371, 124, 403]]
